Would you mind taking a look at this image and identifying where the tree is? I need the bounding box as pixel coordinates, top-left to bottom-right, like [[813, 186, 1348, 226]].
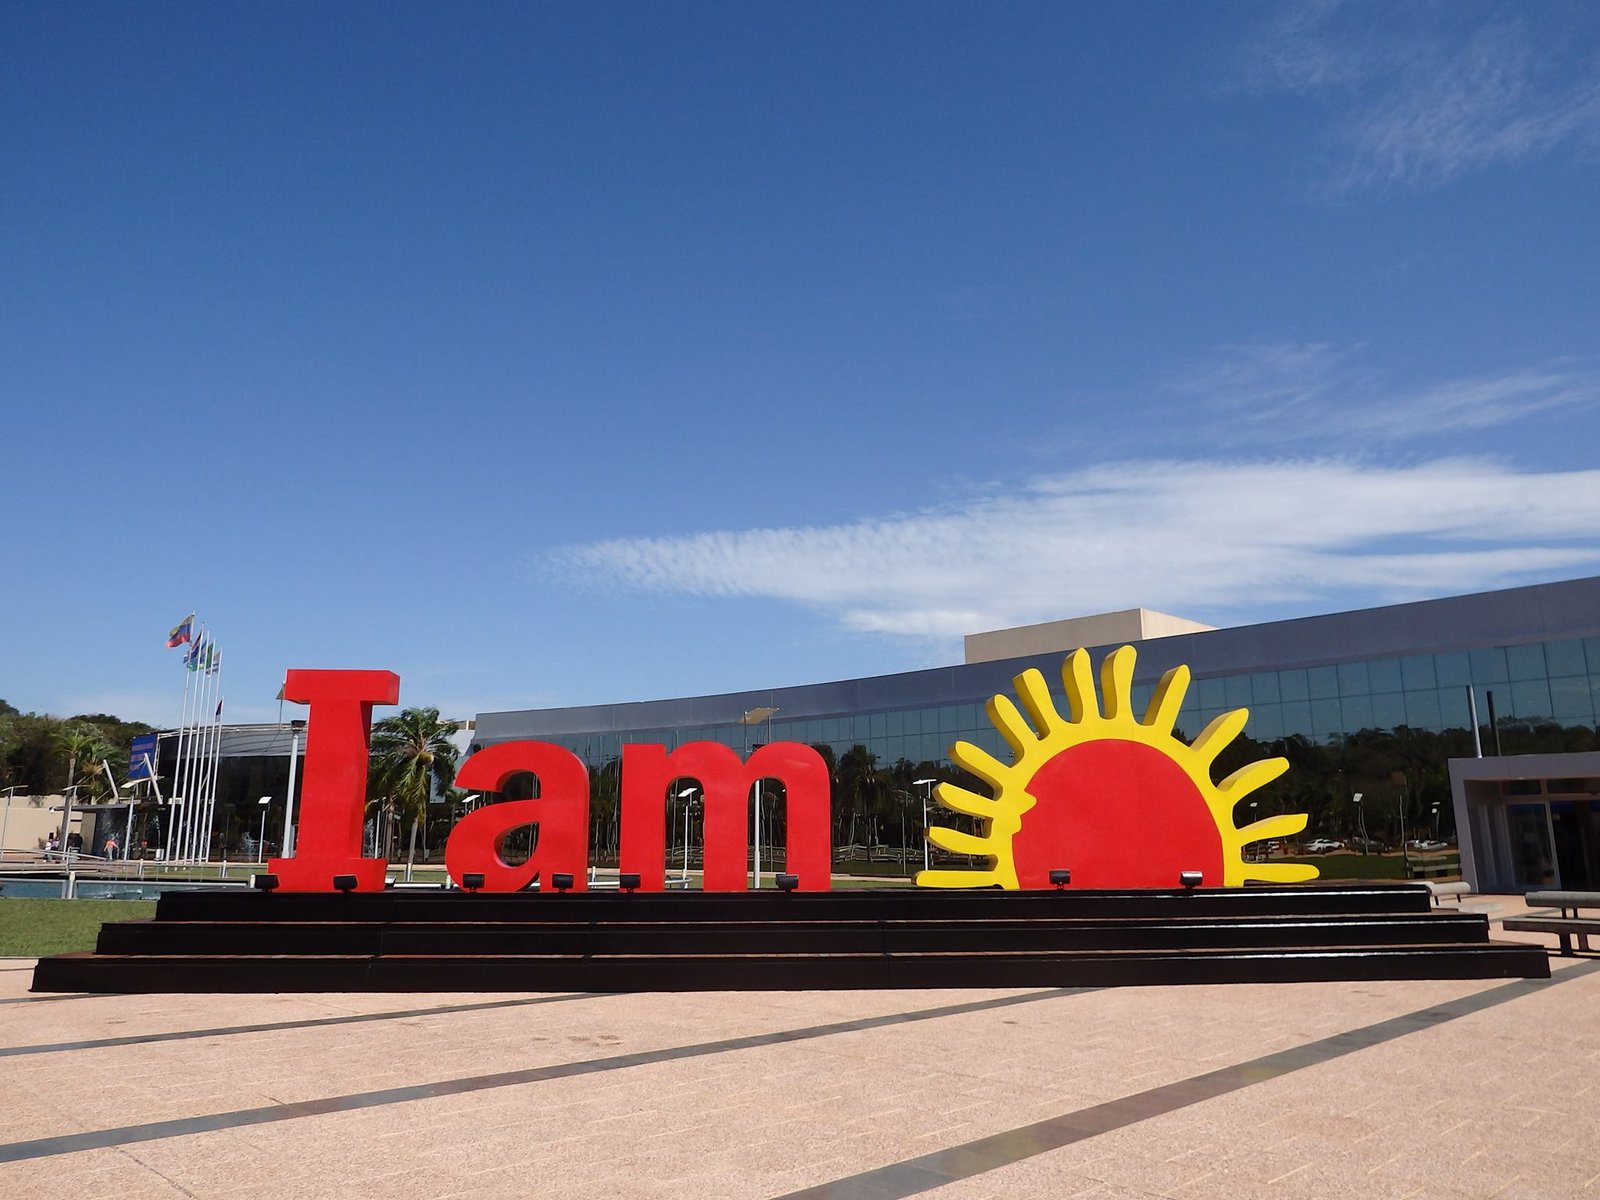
[[369, 708, 461, 861]]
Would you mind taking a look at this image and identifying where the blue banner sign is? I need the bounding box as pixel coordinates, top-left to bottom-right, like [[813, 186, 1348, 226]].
[[128, 733, 159, 780]]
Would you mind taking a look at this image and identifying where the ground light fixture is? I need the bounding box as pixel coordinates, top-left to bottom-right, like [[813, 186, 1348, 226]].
[[619, 872, 641, 892], [775, 873, 799, 892], [461, 873, 485, 892], [332, 874, 358, 893], [1179, 871, 1203, 889], [251, 873, 279, 892], [1049, 868, 1071, 889], [549, 872, 574, 892]]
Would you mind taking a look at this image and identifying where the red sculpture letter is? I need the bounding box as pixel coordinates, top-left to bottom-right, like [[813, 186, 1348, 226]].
[[444, 742, 590, 892], [268, 669, 399, 892], [619, 742, 831, 891]]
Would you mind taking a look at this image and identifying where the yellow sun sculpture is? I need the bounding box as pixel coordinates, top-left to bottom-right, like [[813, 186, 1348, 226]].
[[918, 645, 1321, 890]]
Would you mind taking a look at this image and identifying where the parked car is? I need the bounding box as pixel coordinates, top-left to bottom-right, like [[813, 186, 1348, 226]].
[[1303, 839, 1344, 854], [1408, 839, 1449, 852]]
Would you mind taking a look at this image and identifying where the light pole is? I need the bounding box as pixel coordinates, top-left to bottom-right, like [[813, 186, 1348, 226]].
[[257, 796, 271, 863], [914, 777, 937, 873], [281, 719, 305, 857], [1353, 792, 1367, 859], [166, 797, 184, 864], [677, 784, 699, 882], [1249, 800, 1259, 861], [740, 707, 778, 888]]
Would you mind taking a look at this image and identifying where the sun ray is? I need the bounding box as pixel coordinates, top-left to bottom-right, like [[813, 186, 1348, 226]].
[[1190, 708, 1249, 766], [949, 741, 1010, 789], [1242, 862, 1321, 884], [1217, 757, 1289, 800], [1099, 646, 1137, 724], [1234, 813, 1307, 843], [987, 694, 1038, 757], [1060, 649, 1099, 723], [935, 784, 1007, 819], [1013, 668, 1064, 737], [1141, 664, 1189, 734], [927, 827, 997, 857]]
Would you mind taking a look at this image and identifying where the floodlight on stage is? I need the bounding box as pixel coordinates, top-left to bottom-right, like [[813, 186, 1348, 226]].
[[1179, 871, 1203, 889], [251, 874, 279, 892], [462, 873, 485, 892], [619, 872, 641, 892], [1049, 868, 1071, 889], [550, 872, 574, 892], [332, 874, 358, 893], [775, 873, 799, 892]]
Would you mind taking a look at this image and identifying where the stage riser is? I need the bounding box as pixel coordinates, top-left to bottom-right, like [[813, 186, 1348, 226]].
[[32, 944, 1548, 994], [152, 885, 1436, 924], [97, 915, 1493, 957]]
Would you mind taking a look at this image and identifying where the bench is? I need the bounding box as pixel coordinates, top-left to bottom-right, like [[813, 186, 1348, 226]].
[[1426, 880, 1472, 906], [1502, 890, 1600, 956]]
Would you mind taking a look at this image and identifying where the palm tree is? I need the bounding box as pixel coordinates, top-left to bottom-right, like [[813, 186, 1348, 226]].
[[369, 708, 461, 861]]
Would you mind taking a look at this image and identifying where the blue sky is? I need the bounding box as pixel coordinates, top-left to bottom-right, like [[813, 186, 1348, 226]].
[[4, 1, 1599, 727]]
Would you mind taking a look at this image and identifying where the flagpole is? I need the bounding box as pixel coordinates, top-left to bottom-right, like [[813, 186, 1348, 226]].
[[191, 636, 219, 863], [169, 632, 198, 863], [182, 627, 212, 863], [201, 654, 223, 864]]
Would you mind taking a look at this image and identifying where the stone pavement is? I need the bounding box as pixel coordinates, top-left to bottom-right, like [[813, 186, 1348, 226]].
[[0, 900, 1596, 1200]]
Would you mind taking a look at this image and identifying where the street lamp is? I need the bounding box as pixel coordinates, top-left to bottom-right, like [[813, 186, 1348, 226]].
[[676, 784, 699, 882], [740, 707, 778, 888], [1249, 800, 1259, 861], [257, 796, 271, 863], [281, 719, 306, 857], [914, 777, 938, 873]]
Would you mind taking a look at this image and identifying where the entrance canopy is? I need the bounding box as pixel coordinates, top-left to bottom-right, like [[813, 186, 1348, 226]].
[[1450, 751, 1600, 892]]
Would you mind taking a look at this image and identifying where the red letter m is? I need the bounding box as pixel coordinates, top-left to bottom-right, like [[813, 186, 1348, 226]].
[[619, 742, 831, 891]]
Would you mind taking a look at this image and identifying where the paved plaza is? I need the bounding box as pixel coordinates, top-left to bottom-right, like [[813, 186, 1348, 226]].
[[1, 901, 1596, 1200]]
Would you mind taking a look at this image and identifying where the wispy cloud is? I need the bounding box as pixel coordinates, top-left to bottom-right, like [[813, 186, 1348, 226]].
[[1245, 3, 1600, 190], [553, 457, 1600, 640], [1162, 343, 1599, 442]]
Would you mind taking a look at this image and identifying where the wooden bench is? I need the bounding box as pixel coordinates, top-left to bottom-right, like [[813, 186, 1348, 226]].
[[1503, 891, 1600, 956]]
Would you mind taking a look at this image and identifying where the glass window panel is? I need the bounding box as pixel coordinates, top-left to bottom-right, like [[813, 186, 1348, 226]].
[[886, 710, 904, 737], [1249, 702, 1283, 741], [939, 706, 958, 735], [1278, 669, 1309, 702], [1372, 692, 1407, 730], [1308, 666, 1339, 700], [1176, 698, 1201, 741], [1224, 675, 1252, 707], [1438, 686, 1470, 729], [1337, 661, 1370, 697], [1400, 655, 1437, 691], [1470, 647, 1509, 684], [1130, 682, 1152, 715], [957, 704, 979, 731], [870, 713, 888, 739], [851, 716, 871, 742], [1510, 679, 1552, 720], [1251, 672, 1280, 704], [1340, 695, 1374, 731], [1587, 637, 1600, 676], [1545, 639, 1587, 678], [1404, 690, 1443, 731], [1435, 651, 1472, 687], [1506, 643, 1547, 682], [1198, 677, 1227, 709], [1550, 677, 1593, 723], [1311, 698, 1343, 741], [1280, 700, 1313, 737], [1368, 658, 1403, 693]]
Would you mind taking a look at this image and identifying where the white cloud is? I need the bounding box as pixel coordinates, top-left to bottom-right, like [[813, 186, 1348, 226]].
[[1163, 343, 1599, 442], [1245, 4, 1600, 190], [553, 457, 1600, 640]]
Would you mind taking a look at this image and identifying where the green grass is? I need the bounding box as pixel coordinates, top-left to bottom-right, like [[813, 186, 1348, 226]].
[[0, 899, 156, 957]]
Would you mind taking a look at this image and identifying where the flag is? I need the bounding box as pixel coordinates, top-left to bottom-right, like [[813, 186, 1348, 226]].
[[166, 614, 194, 648], [184, 633, 208, 671], [215, 697, 224, 720], [207, 643, 222, 674]]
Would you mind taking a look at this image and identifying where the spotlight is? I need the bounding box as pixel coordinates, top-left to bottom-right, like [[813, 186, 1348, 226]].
[[619, 872, 641, 892], [1179, 871, 1203, 889], [775, 873, 799, 892], [1048, 869, 1071, 890], [550, 872, 574, 893], [332, 874, 358, 893], [461, 872, 485, 892], [251, 873, 279, 892]]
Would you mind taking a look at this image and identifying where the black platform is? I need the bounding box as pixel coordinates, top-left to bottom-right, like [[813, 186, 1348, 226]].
[[31, 883, 1549, 993]]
